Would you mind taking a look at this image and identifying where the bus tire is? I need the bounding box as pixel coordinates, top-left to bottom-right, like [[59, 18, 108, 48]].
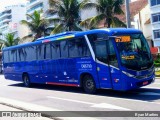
[[82, 75, 96, 94], [23, 74, 31, 87]]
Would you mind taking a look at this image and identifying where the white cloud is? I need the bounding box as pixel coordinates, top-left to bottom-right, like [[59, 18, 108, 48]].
[[0, 0, 27, 11]]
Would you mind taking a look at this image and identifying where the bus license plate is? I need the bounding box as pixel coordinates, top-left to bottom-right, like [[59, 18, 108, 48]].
[[143, 81, 148, 85]]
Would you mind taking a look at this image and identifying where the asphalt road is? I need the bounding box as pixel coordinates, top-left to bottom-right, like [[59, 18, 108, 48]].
[[0, 75, 160, 119]]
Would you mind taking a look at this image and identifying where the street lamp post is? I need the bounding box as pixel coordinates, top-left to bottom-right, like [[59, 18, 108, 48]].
[[125, 0, 131, 28]]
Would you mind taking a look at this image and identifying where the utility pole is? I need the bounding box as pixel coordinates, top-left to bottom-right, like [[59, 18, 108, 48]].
[[125, 0, 131, 28]]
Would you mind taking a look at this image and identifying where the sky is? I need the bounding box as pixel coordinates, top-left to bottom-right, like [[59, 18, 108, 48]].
[[0, 0, 27, 11]]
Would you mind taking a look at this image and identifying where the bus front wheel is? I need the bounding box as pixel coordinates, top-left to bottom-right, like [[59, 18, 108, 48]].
[[82, 75, 96, 94], [23, 74, 31, 87]]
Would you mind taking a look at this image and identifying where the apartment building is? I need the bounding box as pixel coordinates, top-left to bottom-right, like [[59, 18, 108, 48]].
[[148, 0, 160, 50], [27, 0, 44, 16], [0, 4, 28, 39], [26, 0, 51, 19], [26, 0, 54, 34]]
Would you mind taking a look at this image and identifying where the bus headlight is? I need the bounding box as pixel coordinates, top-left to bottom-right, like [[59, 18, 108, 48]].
[[122, 71, 134, 77]]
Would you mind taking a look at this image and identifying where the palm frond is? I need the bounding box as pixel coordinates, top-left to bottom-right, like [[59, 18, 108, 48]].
[[81, 0, 124, 28], [80, 17, 92, 28], [0, 39, 5, 44], [49, 18, 62, 25], [26, 14, 35, 21], [0, 44, 4, 52], [112, 17, 126, 27], [113, 0, 124, 14], [80, 2, 97, 10], [21, 20, 32, 27], [51, 24, 64, 34], [89, 14, 106, 28]]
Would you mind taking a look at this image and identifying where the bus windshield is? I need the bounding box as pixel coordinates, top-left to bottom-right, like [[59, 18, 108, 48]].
[[116, 34, 153, 70]]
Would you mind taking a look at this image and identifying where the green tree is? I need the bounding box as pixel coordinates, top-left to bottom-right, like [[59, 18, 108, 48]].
[[0, 33, 20, 47], [48, 0, 89, 34], [21, 10, 48, 41], [80, 0, 126, 29], [0, 44, 3, 52]]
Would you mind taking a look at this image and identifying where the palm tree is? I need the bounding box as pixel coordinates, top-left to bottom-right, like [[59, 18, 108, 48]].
[[48, 0, 89, 34], [0, 44, 3, 52], [80, 0, 126, 29], [21, 10, 48, 41], [0, 33, 20, 47]]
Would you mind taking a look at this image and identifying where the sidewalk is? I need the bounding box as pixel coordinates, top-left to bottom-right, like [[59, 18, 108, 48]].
[[0, 104, 53, 120]]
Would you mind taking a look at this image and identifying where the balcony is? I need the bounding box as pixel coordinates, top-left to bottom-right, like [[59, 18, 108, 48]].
[[0, 9, 11, 16], [0, 23, 8, 29], [0, 13, 11, 19], [2, 18, 11, 23], [28, 0, 42, 10]]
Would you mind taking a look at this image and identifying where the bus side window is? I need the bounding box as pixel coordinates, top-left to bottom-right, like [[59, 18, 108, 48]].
[[79, 37, 91, 57], [60, 40, 68, 58], [11, 50, 17, 62], [68, 39, 79, 57], [17, 48, 26, 61], [68, 37, 91, 57], [3, 51, 10, 63], [95, 41, 108, 64], [107, 40, 118, 68], [8, 51, 11, 62], [87, 33, 109, 64], [25, 46, 36, 61], [17, 49, 20, 62], [45, 44, 51, 59], [51, 42, 60, 59], [37, 45, 45, 60]]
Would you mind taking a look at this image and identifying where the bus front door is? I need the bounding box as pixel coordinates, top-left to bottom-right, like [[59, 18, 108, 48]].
[[95, 39, 121, 90], [95, 40, 112, 89], [107, 39, 122, 90]]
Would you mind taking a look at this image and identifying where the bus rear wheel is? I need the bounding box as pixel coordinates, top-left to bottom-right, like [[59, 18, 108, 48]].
[[82, 75, 96, 94], [23, 74, 31, 87]]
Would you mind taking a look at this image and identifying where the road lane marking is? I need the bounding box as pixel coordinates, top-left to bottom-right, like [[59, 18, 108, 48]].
[[94, 95, 160, 105], [0, 97, 60, 111], [0, 97, 98, 120], [47, 96, 93, 105], [47, 96, 131, 111], [91, 103, 130, 110], [143, 86, 160, 89], [136, 92, 160, 96], [153, 83, 160, 85]]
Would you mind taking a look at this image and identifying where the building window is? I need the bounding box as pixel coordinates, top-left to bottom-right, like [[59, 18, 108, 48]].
[[27, 3, 43, 13], [151, 0, 160, 6], [152, 13, 160, 22], [154, 29, 160, 39], [30, 0, 37, 4]]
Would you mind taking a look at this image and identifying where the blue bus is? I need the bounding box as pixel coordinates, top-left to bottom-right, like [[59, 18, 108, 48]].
[[2, 28, 155, 93]]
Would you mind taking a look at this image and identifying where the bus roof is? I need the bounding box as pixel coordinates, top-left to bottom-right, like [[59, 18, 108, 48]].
[[3, 28, 142, 51]]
